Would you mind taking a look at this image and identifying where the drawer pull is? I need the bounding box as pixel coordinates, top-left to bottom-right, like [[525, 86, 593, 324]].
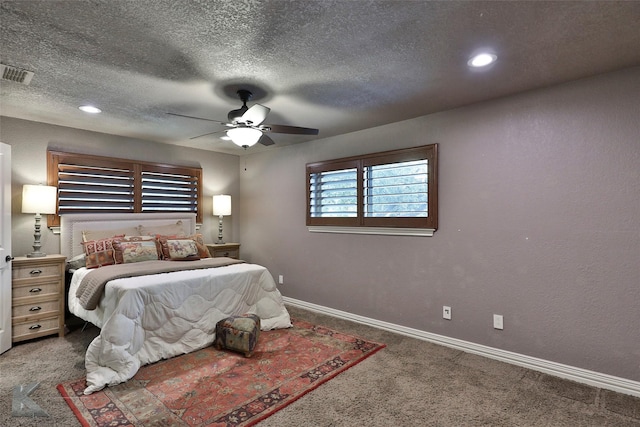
[[223, 252, 230, 257], [29, 269, 42, 275], [29, 324, 42, 330], [29, 306, 42, 312], [29, 288, 42, 293]]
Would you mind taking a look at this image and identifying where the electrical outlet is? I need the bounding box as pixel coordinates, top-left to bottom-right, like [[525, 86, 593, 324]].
[[493, 314, 504, 330], [278, 275, 284, 285], [443, 306, 451, 320]]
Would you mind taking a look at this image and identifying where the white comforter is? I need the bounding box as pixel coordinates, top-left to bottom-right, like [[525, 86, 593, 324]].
[[68, 263, 291, 394]]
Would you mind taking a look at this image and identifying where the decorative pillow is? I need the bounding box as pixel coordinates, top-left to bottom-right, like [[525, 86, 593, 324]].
[[139, 221, 185, 238], [66, 253, 86, 270], [153, 234, 179, 259], [122, 235, 155, 240], [82, 228, 139, 242], [82, 237, 122, 269], [154, 234, 210, 259], [189, 233, 211, 258], [113, 236, 160, 264], [158, 237, 200, 260]]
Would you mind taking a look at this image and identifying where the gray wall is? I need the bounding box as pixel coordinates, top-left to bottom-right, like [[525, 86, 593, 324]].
[[239, 67, 640, 381], [1, 118, 240, 257]]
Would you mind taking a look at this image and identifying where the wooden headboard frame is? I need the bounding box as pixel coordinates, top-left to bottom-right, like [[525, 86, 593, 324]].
[[60, 213, 198, 259]]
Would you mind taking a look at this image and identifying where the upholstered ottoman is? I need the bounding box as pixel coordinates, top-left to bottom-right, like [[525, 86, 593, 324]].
[[214, 314, 261, 357]]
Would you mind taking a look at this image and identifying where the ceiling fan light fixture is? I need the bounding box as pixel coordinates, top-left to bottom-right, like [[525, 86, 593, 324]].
[[227, 127, 262, 148]]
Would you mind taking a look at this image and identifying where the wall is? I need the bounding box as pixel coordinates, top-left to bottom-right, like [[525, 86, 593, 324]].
[[0, 118, 239, 256], [239, 67, 640, 381]]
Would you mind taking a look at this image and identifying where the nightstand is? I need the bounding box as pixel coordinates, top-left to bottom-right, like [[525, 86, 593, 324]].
[[11, 254, 66, 343], [206, 243, 240, 259]]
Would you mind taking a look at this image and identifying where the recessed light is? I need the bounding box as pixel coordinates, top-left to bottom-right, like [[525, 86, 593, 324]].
[[468, 53, 497, 68], [79, 105, 102, 113]]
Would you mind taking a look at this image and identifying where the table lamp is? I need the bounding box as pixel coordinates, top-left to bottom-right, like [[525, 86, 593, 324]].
[[22, 184, 57, 257], [213, 194, 231, 244]]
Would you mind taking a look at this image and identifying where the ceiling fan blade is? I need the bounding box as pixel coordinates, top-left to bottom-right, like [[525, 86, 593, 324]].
[[258, 134, 276, 146], [240, 104, 270, 126], [167, 112, 225, 124], [189, 130, 225, 140], [264, 124, 319, 135], [228, 106, 248, 122]]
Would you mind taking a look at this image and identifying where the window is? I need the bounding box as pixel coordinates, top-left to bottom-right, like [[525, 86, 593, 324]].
[[140, 167, 200, 215], [47, 150, 202, 227], [309, 167, 358, 217], [307, 144, 437, 234], [308, 159, 360, 226], [364, 159, 429, 218]]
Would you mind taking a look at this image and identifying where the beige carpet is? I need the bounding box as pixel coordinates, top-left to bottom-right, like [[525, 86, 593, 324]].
[[1, 306, 639, 426]]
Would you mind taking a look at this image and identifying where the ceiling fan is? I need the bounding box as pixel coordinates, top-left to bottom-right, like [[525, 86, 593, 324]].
[[168, 89, 319, 148]]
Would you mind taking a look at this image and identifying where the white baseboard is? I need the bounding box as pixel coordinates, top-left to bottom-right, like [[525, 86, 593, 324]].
[[284, 296, 640, 398]]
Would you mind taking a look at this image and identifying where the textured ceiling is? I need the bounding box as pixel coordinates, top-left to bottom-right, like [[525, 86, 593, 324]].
[[1, 1, 639, 155]]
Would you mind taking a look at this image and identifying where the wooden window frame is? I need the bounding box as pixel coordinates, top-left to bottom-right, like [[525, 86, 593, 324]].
[[306, 144, 438, 230], [47, 150, 203, 227]]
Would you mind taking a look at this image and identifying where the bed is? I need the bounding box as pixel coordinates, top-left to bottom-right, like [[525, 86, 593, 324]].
[[62, 212, 291, 395]]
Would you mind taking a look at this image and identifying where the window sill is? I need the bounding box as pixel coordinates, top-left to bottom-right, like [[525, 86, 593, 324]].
[[307, 226, 435, 237]]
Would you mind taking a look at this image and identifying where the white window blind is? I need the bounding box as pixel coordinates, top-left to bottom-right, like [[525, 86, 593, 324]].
[[141, 170, 199, 213], [364, 159, 429, 218], [309, 168, 358, 217], [57, 163, 134, 214]]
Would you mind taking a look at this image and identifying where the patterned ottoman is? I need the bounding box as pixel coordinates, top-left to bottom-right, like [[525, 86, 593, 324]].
[[214, 314, 261, 357]]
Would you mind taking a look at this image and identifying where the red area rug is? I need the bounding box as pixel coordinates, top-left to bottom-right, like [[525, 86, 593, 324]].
[[57, 318, 385, 426]]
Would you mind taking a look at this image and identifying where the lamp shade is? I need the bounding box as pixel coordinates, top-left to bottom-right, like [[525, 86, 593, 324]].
[[226, 127, 262, 148], [22, 185, 57, 214], [213, 194, 232, 216]]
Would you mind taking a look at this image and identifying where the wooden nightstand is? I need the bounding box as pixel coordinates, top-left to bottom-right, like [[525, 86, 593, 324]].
[[206, 243, 240, 259], [11, 254, 66, 343]]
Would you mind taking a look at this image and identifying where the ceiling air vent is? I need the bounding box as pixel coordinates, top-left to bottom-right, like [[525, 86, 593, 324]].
[[0, 64, 34, 85]]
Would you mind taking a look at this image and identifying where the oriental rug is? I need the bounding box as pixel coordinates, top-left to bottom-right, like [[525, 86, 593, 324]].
[[57, 318, 385, 427]]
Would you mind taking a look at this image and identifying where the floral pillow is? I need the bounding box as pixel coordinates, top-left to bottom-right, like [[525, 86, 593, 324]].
[[157, 237, 200, 261], [189, 233, 211, 258], [113, 236, 160, 264], [82, 236, 123, 269]]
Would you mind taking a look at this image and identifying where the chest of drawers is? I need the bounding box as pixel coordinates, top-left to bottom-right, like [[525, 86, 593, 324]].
[[11, 254, 66, 342]]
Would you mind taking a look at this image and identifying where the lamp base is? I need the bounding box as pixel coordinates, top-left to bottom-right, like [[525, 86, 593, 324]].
[[216, 215, 225, 245], [28, 214, 47, 258], [26, 251, 47, 258]]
